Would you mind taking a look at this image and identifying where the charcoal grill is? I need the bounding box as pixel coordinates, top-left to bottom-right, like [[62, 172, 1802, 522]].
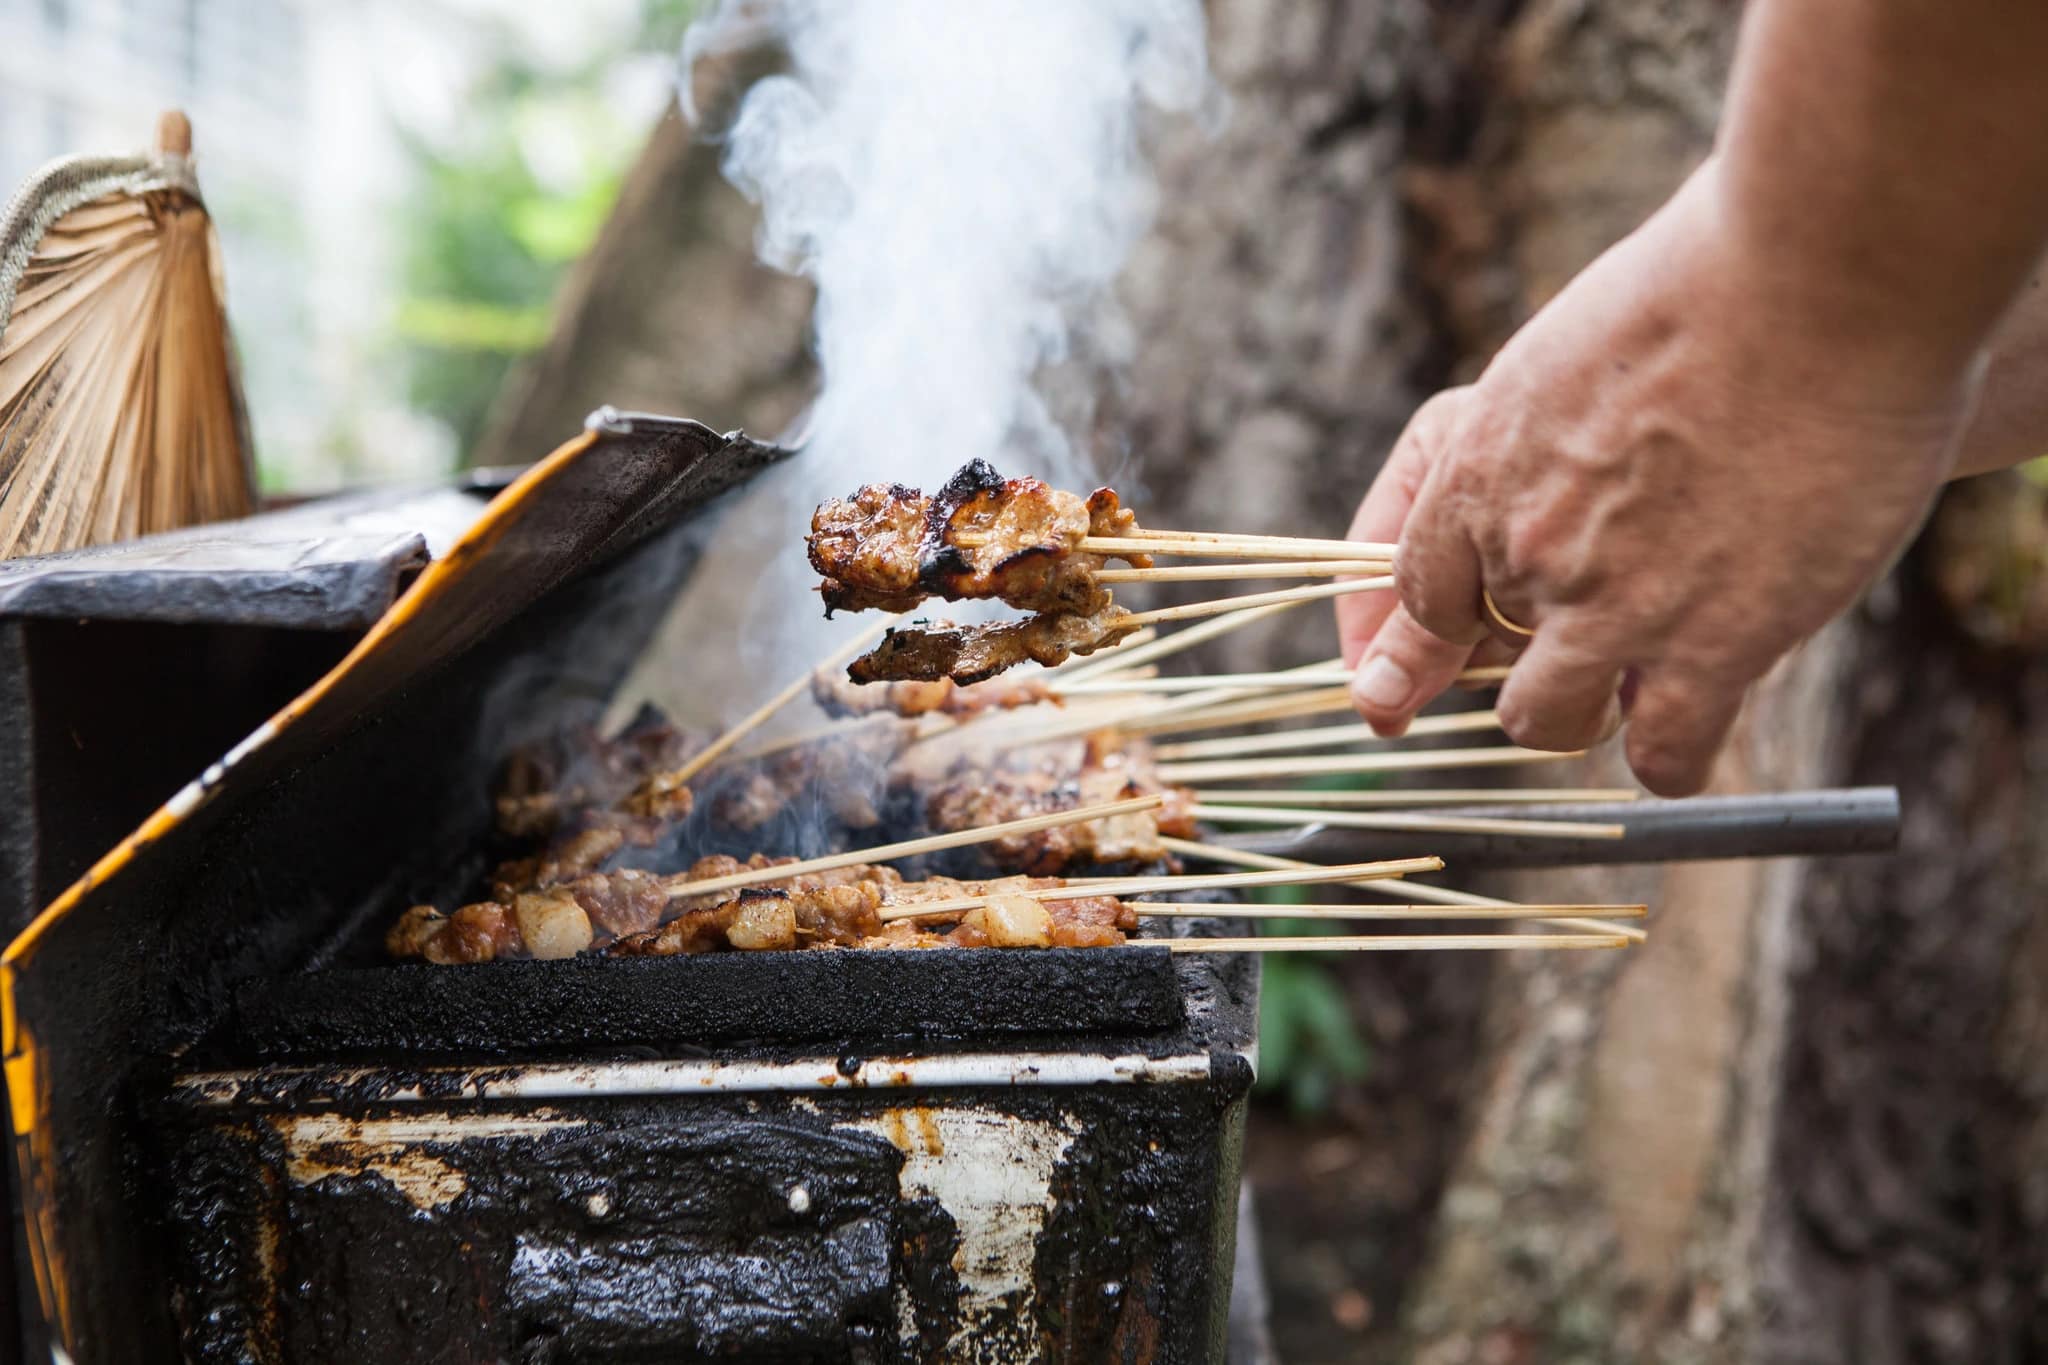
[[3, 412, 1254, 1364]]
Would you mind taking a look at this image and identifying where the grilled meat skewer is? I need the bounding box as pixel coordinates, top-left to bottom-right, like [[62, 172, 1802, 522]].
[[388, 856, 1139, 964], [810, 671, 1058, 719], [849, 602, 1140, 685], [808, 458, 1150, 617]]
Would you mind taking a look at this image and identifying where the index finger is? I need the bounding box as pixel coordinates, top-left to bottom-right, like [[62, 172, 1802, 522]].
[[1337, 390, 1465, 667]]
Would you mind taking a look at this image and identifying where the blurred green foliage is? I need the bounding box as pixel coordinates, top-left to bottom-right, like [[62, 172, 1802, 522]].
[[395, 0, 701, 458], [1251, 887, 1374, 1118], [1258, 946, 1374, 1117], [1237, 769, 1393, 1115]]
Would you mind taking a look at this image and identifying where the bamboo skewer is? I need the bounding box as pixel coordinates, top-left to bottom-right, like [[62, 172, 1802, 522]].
[[661, 794, 1164, 901], [1080, 664, 1517, 692], [1155, 836, 1648, 941], [1126, 667, 1516, 738], [1094, 559, 1389, 584], [667, 617, 898, 787], [1155, 711, 1504, 758], [1048, 625, 1158, 668], [1160, 837, 1506, 907], [1157, 746, 1582, 785], [1019, 651, 1344, 747], [1122, 577, 1393, 629], [1128, 902, 1646, 920], [1075, 667, 1353, 692], [1094, 531, 1397, 559], [1118, 687, 1357, 737], [1165, 934, 1631, 954], [1057, 670, 1372, 696], [1057, 657, 1348, 736], [950, 530, 1398, 561], [1190, 804, 1627, 840], [1193, 787, 1641, 808], [875, 854, 1444, 922], [1053, 601, 1300, 685]]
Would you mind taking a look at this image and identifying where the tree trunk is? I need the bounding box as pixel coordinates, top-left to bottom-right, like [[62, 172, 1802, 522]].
[[477, 3, 2048, 1361]]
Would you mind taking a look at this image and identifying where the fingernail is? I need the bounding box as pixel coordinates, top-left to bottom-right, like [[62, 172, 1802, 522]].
[[1353, 654, 1414, 711]]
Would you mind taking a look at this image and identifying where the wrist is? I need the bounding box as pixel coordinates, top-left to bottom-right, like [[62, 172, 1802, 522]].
[[1688, 155, 1992, 417]]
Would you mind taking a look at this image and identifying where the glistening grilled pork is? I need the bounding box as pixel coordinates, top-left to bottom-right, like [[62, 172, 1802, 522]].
[[808, 459, 1151, 616], [922, 733, 1199, 875], [848, 601, 1140, 685], [387, 857, 1140, 963], [810, 671, 1058, 719], [492, 705, 703, 839]]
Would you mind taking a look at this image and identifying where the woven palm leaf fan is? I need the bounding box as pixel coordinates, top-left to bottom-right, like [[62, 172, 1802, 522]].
[[0, 110, 254, 560]]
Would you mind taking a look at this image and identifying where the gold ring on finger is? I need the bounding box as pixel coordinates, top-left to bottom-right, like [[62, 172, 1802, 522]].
[[1481, 588, 1536, 639]]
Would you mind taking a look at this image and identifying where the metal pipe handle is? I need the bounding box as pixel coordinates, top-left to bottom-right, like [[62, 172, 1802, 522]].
[[1215, 787, 1900, 870]]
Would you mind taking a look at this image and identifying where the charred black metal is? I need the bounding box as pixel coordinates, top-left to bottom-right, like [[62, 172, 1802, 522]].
[[159, 1078, 1251, 1364], [222, 947, 1184, 1063], [7, 415, 793, 1362]]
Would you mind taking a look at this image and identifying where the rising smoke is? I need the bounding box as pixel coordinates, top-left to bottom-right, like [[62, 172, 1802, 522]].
[[621, 0, 1212, 727], [681, 0, 1212, 493]]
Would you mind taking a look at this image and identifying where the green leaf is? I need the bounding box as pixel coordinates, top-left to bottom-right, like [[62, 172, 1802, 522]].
[[1255, 956, 1303, 1091], [394, 297, 554, 353], [505, 177, 618, 263]]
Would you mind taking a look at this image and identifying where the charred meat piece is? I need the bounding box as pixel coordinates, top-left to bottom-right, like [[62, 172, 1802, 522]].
[[920, 735, 1199, 874], [856, 884, 1133, 951], [562, 867, 669, 939], [708, 724, 901, 831], [490, 823, 629, 902], [810, 672, 1058, 719], [386, 900, 545, 965], [394, 864, 1136, 962], [848, 602, 1139, 685], [808, 460, 1150, 616], [493, 706, 703, 839]]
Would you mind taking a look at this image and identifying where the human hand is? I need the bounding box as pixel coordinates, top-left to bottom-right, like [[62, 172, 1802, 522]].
[[1338, 164, 1981, 795]]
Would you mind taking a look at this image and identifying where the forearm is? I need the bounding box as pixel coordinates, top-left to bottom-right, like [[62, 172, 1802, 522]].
[[1717, 0, 2048, 405]]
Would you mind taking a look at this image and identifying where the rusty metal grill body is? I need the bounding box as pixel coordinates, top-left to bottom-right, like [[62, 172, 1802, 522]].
[[163, 949, 1254, 1364]]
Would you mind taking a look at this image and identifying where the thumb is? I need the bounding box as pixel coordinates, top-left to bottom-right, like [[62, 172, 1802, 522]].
[[1350, 603, 1476, 737]]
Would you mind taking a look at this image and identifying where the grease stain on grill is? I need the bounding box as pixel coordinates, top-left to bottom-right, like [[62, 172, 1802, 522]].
[[837, 1106, 1078, 1361], [272, 1111, 590, 1212]]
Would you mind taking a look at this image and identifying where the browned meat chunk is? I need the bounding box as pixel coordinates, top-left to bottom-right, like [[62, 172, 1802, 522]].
[[492, 707, 704, 839], [563, 867, 668, 938], [808, 460, 1151, 618], [711, 771, 785, 833], [611, 902, 740, 956], [848, 602, 1138, 686], [918, 735, 1194, 873], [490, 824, 627, 902], [806, 482, 934, 614], [387, 901, 525, 964], [811, 672, 1057, 719]]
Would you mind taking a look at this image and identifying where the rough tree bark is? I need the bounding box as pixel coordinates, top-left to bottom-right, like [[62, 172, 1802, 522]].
[[477, 3, 2048, 1362]]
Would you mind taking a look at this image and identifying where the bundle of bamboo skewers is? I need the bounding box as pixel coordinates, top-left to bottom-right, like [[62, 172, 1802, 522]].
[[638, 521, 1650, 956]]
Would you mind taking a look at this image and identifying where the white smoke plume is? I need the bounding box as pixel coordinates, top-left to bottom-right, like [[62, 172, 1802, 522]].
[[681, 0, 1212, 492], [616, 0, 1212, 730]]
